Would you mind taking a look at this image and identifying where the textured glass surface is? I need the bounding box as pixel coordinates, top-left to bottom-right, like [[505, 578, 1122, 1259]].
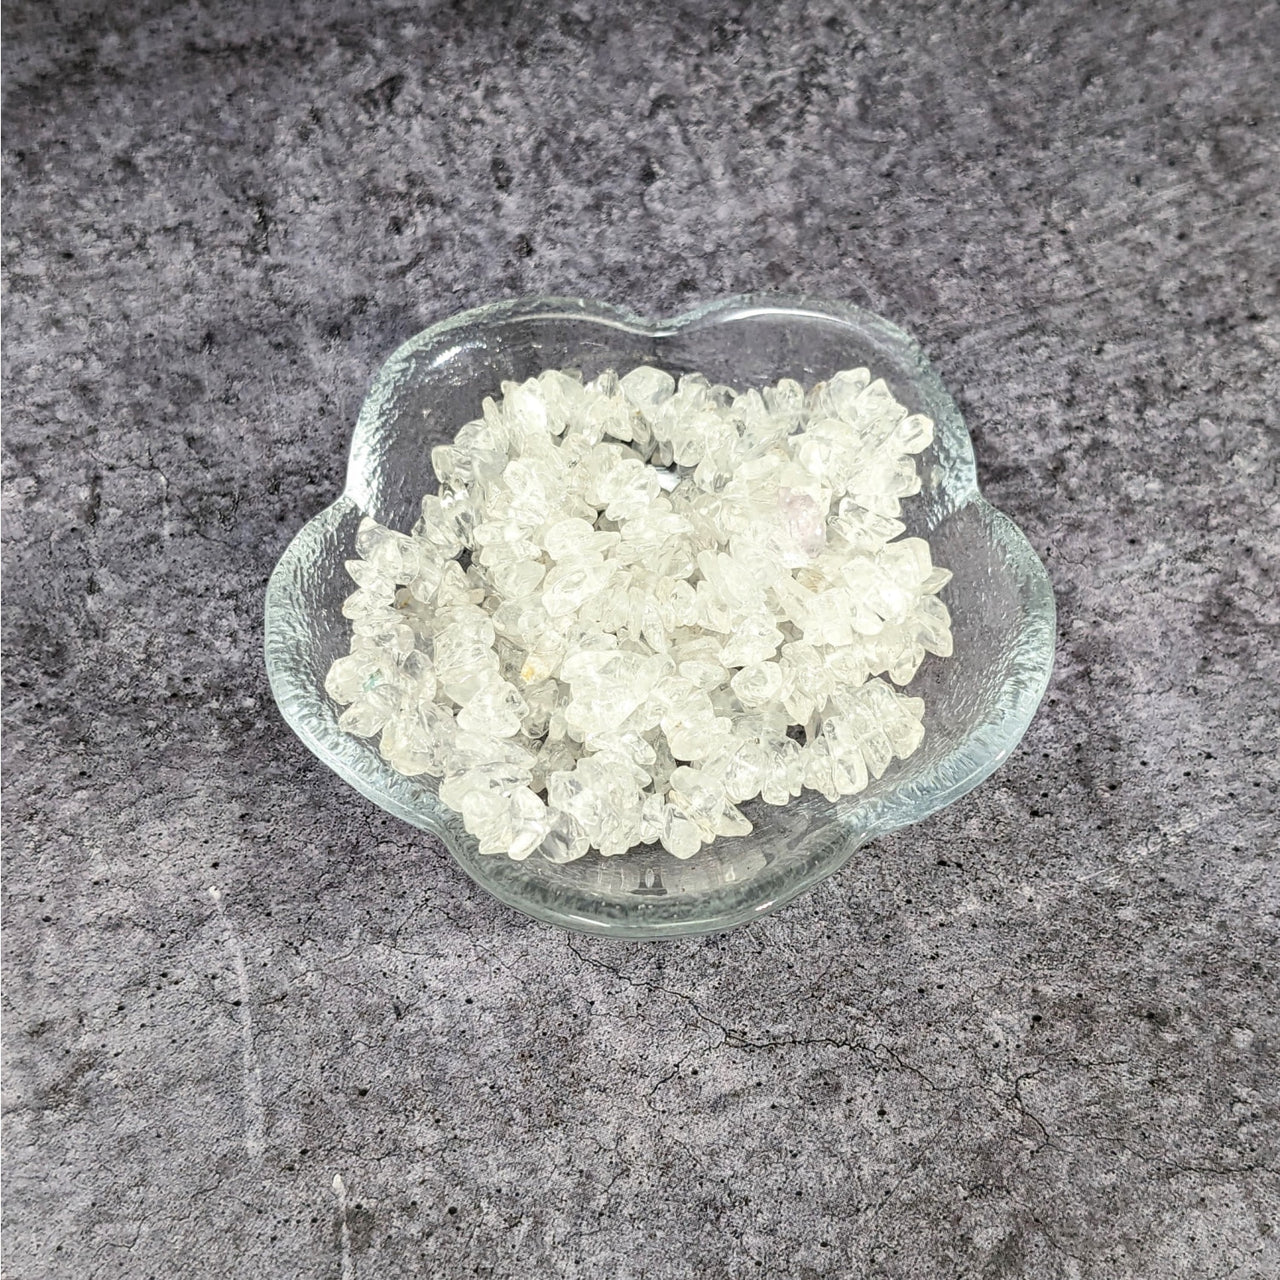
[[265, 297, 1055, 938]]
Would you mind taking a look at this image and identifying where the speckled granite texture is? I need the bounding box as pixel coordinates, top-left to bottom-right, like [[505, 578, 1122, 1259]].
[[3, 1, 1278, 1276]]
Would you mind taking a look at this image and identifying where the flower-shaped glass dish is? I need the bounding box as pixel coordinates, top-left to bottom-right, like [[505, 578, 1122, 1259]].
[[265, 296, 1054, 939]]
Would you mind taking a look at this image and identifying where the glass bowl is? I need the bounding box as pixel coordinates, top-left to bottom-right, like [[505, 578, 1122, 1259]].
[[265, 296, 1055, 938]]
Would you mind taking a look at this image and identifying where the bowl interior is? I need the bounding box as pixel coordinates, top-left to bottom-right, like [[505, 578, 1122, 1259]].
[[266, 298, 1054, 937]]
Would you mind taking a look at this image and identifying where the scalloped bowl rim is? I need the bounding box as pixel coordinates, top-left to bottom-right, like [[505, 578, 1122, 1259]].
[[265, 295, 1055, 938]]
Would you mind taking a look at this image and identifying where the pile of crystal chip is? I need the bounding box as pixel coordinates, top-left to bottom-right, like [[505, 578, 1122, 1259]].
[[326, 364, 953, 862]]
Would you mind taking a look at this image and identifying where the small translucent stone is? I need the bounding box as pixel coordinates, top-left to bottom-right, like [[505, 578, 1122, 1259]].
[[505, 788, 551, 860], [456, 674, 527, 738], [394, 699, 457, 776], [433, 559, 481, 608], [775, 487, 827, 565], [489, 559, 546, 600], [801, 735, 844, 803], [433, 625, 500, 706], [893, 413, 934, 452], [337, 683, 400, 737], [354, 517, 422, 582], [542, 516, 596, 560], [808, 367, 871, 422], [539, 808, 591, 863], [378, 716, 435, 776], [639, 791, 667, 844], [541, 560, 620, 617], [619, 365, 676, 407], [730, 661, 784, 709], [921, 565, 953, 595], [704, 739, 770, 804], [667, 766, 749, 840], [518, 678, 560, 738], [913, 594, 954, 657], [325, 652, 388, 705], [438, 761, 529, 811], [660, 805, 702, 859], [719, 614, 784, 668], [448, 732, 536, 776], [679, 659, 730, 691]]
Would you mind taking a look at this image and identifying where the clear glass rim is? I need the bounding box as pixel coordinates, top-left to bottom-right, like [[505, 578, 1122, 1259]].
[[265, 294, 1055, 939]]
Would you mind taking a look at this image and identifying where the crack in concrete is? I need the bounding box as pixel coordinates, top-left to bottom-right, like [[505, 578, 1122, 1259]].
[[208, 885, 266, 1170], [332, 1173, 354, 1280]]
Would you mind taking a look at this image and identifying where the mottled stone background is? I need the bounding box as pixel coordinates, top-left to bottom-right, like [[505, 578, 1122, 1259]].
[[3, 0, 1278, 1276]]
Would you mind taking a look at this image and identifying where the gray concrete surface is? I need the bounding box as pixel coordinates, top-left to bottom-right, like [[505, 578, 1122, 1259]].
[[3, 1, 1278, 1276]]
